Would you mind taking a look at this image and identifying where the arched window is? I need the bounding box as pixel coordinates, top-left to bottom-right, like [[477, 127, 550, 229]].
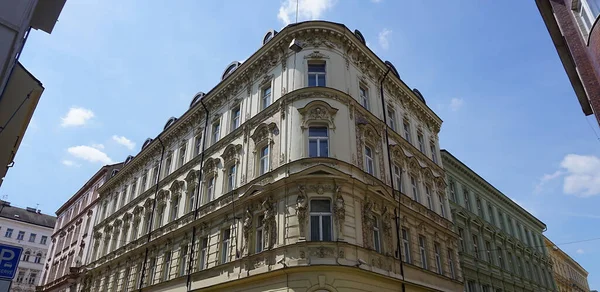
[[22, 251, 30, 262], [124, 155, 134, 165], [34, 253, 42, 263], [190, 92, 205, 108], [164, 117, 178, 130], [142, 138, 153, 150], [221, 61, 241, 80], [262, 29, 278, 45]]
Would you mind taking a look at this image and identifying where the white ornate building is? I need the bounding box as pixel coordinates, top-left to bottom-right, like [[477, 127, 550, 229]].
[[0, 201, 56, 292], [38, 163, 122, 292], [82, 21, 463, 292]]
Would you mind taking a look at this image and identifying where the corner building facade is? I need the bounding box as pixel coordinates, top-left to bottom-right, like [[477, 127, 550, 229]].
[[83, 21, 463, 292], [544, 236, 590, 292], [442, 150, 556, 292]]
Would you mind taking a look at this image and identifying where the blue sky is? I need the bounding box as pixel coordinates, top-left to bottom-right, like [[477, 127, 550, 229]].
[[3, 0, 600, 288]]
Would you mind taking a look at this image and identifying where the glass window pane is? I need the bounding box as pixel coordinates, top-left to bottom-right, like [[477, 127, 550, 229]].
[[309, 64, 326, 73], [309, 127, 328, 137], [322, 216, 332, 241], [309, 140, 318, 157], [308, 76, 316, 87], [317, 74, 326, 86], [310, 200, 330, 212], [310, 216, 320, 241], [320, 141, 328, 157]]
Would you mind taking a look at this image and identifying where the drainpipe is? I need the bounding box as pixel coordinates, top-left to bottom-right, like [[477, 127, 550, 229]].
[[138, 137, 165, 291], [186, 98, 210, 290], [379, 66, 406, 292]]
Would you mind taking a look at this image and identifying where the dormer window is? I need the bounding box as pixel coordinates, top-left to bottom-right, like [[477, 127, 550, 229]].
[[222, 61, 241, 80]]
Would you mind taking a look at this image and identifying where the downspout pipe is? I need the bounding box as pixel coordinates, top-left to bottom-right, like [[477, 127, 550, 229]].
[[138, 137, 166, 291], [186, 98, 210, 290], [379, 66, 406, 292]]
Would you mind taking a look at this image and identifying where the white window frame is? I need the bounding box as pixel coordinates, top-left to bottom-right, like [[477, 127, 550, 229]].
[[221, 229, 230, 264], [227, 164, 236, 191], [419, 235, 428, 269], [365, 146, 374, 175], [438, 194, 446, 218], [307, 62, 326, 87], [458, 228, 465, 252], [179, 245, 188, 276], [434, 242, 442, 274], [164, 153, 173, 177], [199, 237, 208, 270], [425, 185, 433, 210], [403, 121, 411, 143], [194, 134, 202, 156], [417, 132, 425, 152], [162, 251, 171, 281], [310, 199, 333, 241], [231, 106, 241, 130], [205, 177, 215, 204], [179, 144, 187, 168], [387, 107, 396, 131], [308, 126, 329, 157], [430, 141, 438, 163], [393, 165, 403, 192], [261, 85, 272, 110], [170, 197, 179, 222], [472, 234, 479, 259], [360, 85, 369, 109], [411, 176, 420, 202], [259, 146, 269, 175], [212, 122, 220, 145], [256, 215, 265, 253], [373, 215, 381, 253], [448, 248, 455, 279], [402, 228, 411, 263]]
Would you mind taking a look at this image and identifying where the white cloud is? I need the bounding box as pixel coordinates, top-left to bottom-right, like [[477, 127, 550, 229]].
[[449, 98, 464, 111], [112, 135, 135, 150], [378, 28, 392, 50], [60, 107, 95, 127], [560, 154, 600, 197], [61, 160, 79, 167], [576, 248, 584, 254], [534, 170, 564, 194], [91, 143, 105, 150], [277, 0, 336, 25], [67, 145, 113, 164]]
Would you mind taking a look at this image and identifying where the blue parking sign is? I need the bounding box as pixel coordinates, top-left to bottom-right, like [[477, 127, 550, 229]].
[[0, 244, 22, 280]]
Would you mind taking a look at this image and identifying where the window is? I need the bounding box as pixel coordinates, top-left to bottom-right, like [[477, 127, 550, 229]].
[[417, 133, 424, 152], [199, 237, 208, 270], [448, 181, 456, 202], [17, 231, 24, 240], [227, 164, 236, 191], [231, 107, 241, 130], [364, 146, 374, 175], [144, 213, 152, 234], [212, 122, 220, 145], [141, 172, 148, 192], [498, 211, 505, 231], [467, 281, 477, 292], [463, 189, 471, 211], [310, 199, 332, 241], [501, 251, 508, 270], [40, 236, 47, 245], [472, 234, 479, 259], [402, 228, 411, 263], [164, 153, 172, 177], [194, 135, 202, 156], [205, 177, 214, 203], [148, 257, 156, 285], [459, 229, 467, 252], [29, 233, 36, 242], [179, 245, 188, 276], [4, 229, 13, 239], [359, 86, 369, 109], [221, 229, 231, 263], [576, 0, 598, 32], [308, 127, 328, 157], [131, 180, 138, 201], [425, 186, 433, 210], [487, 205, 495, 224], [123, 267, 131, 292], [34, 253, 41, 263], [155, 205, 165, 228], [262, 86, 272, 109], [179, 144, 187, 167], [23, 251, 30, 261], [476, 197, 482, 216], [187, 190, 195, 213], [387, 107, 396, 130], [393, 165, 403, 192], [259, 146, 269, 175], [485, 241, 492, 263], [170, 197, 179, 221], [16, 271, 24, 283], [430, 142, 437, 163], [438, 194, 446, 217], [373, 216, 381, 253], [28, 272, 37, 284], [163, 251, 171, 281], [411, 176, 420, 202], [308, 63, 326, 87], [152, 164, 159, 184], [419, 236, 428, 269], [448, 248, 456, 279], [403, 121, 411, 143], [256, 215, 265, 253], [434, 243, 442, 274]]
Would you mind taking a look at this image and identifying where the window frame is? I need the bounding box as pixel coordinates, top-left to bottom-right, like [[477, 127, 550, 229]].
[[417, 132, 425, 152], [402, 228, 411, 263], [373, 215, 381, 253], [364, 145, 375, 175], [199, 237, 208, 271], [419, 235, 428, 269], [393, 164, 403, 193], [221, 228, 231, 264], [227, 164, 237, 192], [434, 242, 442, 274], [256, 215, 265, 253], [359, 85, 369, 109], [410, 176, 420, 202], [403, 120, 411, 143], [259, 145, 270, 175], [261, 85, 272, 110], [387, 107, 396, 131], [308, 126, 329, 157], [448, 248, 455, 279], [425, 185, 433, 210], [212, 121, 220, 145], [162, 250, 171, 281], [231, 106, 241, 131], [178, 144, 187, 168], [309, 199, 333, 242], [307, 61, 326, 87]]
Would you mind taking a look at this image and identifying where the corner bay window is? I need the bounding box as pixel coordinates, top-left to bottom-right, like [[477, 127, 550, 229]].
[[308, 63, 326, 87], [308, 127, 328, 157], [310, 199, 332, 241]]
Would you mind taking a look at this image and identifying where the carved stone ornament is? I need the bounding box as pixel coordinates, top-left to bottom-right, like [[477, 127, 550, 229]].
[[221, 144, 242, 165], [156, 189, 169, 204], [296, 185, 308, 239], [303, 50, 330, 59], [381, 206, 393, 256], [185, 170, 199, 193], [297, 100, 338, 130], [333, 187, 345, 240], [170, 180, 185, 199], [242, 206, 253, 255], [251, 122, 278, 145], [202, 158, 220, 178], [262, 196, 277, 250], [362, 198, 374, 250]]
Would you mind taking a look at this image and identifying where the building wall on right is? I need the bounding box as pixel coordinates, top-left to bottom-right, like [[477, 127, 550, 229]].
[[545, 236, 590, 292], [536, 0, 600, 126], [442, 150, 556, 292]]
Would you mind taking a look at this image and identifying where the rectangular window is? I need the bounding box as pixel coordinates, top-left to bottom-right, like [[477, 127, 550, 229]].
[[212, 122, 221, 145], [227, 164, 236, 191], [262, 86, 272, 109], [419, 236, 428, 269], [402, 228, 411, 263], [164, 153, 172, 177], [448, 248, 455, 279], [194, 135, 202, 156], [179, 245, 188, 276], [17, 231, 24, 240], [485, 241, 492, 263], [411, 176, 420, 202], [40, 236, 47, 245], [425, 186, 433, 209], [499, 250, 505, 269], [449, 181, 456, 202], [206, 177, 214, 203], [163, 251, 171, 281], [170, 197, 179, 221], [152, 164, 159, 184], [417, 133, 424, 152], [141, 172, 148, 192], [260, 146, 269, 175], [256, 215, 265, 253], [472, 234, 479, 259], [28, 272, 37, 284], [364, 146, 374, 175], [387, 108, 396, 130], [131, 180, 138, 201], [430, 142, 437, 163], [476, 197, 482, 216], [308, 63, 326, 87], [403, 121, 411, 143], [507, 252, 513, 271], [199, 237, 208, 270], [463, 189, 471, 211], [458, 228, 465, 251], [373, 216, 381, 253], [29, 233, 36, 242], [498, 211, 505, 231], [434, 242, 442, 274], [148, 257, 156, 285], [123, 267, 131, 292], [360, 86, 369, 109], [393, 165, 403, 192], [16, 271, 24, 283], [487, 205, 495, 224], [310, 199, 332, 241], [438, 194, 446, 217], [179, 145, 186, 168], [221, 229, 231, 264], [231, 107, 240, 130], [308, 127, 329, 157]]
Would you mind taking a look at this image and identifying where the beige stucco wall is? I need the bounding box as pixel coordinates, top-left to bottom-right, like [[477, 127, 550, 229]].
[[545, 237, 589, 292]]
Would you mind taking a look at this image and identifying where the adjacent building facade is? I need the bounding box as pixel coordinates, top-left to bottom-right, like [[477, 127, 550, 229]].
[[442, 150, 556, 292], [536, 0, 600, 125], [544, 236, 590, 292], [0, 0, 66, 187], [0, 201, 56, 291], [37, 163, 122, 292], [81, 21, 463, 292]]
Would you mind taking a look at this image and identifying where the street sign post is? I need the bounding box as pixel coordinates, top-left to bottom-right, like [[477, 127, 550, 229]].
[[0, 244, 22, 280]]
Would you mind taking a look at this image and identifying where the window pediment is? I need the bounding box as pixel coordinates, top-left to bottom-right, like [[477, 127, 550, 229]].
[[144, 198, 155, 209], [221, 144, 243, 165], [170, 180, 185, 198], [357, 123, 380, 145], [251, 122, 278, 145], [304, 50, 330, 60], [185, 170, 199, 190], [157, 189, 170, 204], [133, 206, 144, 216], [202, 157, 220, 177], [298, 100, 338, 129]]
